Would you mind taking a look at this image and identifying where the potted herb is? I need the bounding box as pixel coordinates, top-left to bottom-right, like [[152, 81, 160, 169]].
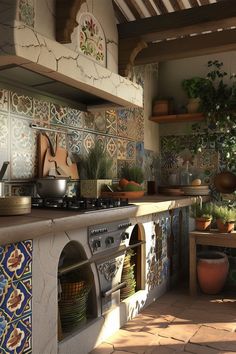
[[192, 202, 213, 231], [213, 204, 236, 233], [182, 77, 206, 113], [79, 142, 112, 198]]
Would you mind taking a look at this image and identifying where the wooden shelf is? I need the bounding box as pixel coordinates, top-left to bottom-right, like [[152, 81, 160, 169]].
[[149, 112, 204, 124]]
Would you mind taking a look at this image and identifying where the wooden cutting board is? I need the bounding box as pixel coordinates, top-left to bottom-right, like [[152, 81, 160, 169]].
[[39, 136, 79, 179]]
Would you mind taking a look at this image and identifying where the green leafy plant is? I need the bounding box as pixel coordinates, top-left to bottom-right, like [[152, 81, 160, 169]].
[[213, 204, 236, 223], [121, 164, 144, 184], [191, 202, 213, 219], [182, 77, 206, 99], [80, 142, 112, 179], [191, 60, 236, 170]]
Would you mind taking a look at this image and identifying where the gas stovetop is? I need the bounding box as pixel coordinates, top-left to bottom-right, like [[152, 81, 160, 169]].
[[31, 196, 130, 211]]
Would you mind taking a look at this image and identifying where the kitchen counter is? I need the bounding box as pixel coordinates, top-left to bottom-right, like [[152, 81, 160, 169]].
[[0, 195, 209, 245]]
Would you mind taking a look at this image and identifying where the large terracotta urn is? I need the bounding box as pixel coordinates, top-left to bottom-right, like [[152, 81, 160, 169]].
[[197, 251, 229, 294]]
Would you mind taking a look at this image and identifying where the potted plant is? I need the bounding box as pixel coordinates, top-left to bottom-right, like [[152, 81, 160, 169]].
[[182, 77, 206, 113], [191, 202, 213, 231], [79, 142, 112, 198], [213, 204, 236, 233]]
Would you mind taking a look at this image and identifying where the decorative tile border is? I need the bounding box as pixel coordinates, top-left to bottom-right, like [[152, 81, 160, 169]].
[[10, 92, 33, 118], [19, 0, 35, 27], [0, 113, 8, 150]]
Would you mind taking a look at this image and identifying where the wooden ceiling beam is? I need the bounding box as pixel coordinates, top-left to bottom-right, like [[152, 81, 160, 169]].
[[188, 0, 199, 6], [124, 0, 143, 19], [143, 0, 158, 16], [135, 28, 236, 64], [118, 0, 236, 41], [112, 0, 129, 23], [153, 0, 168, 14]]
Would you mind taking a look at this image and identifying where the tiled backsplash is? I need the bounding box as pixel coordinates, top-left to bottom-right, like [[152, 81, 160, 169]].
[[0, 84, 144, 195]]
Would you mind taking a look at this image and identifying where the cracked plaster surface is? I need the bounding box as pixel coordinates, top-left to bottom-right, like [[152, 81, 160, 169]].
[[0, 20, 142, 107]]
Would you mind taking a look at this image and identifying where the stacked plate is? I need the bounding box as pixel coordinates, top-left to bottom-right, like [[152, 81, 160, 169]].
[[120, 250, 136, 300], [59, 280, 90, 332], [181, 185, 210, 196]]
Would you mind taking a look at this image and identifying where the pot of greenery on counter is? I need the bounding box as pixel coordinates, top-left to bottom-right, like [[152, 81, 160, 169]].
[[192, 202, 213, 231], [79, 142, 112, 198], [213, 204, 236, 233], [182, 77, 206, 113]]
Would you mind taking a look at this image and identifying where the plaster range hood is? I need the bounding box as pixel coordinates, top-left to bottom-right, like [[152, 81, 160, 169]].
[[0, 21, 143, 110]]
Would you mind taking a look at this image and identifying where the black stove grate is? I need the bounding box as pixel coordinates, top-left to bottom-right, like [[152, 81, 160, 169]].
[[31, 196, 130, 211]]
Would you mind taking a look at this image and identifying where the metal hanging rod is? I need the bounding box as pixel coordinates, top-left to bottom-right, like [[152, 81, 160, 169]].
[[29, 123, 73, 135]]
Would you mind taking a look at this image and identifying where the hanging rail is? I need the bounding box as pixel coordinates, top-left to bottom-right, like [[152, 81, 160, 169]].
[[29, 123, 73, 135]]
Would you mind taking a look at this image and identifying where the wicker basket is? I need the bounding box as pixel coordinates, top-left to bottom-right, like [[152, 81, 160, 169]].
[[61, 280, 86, 300]]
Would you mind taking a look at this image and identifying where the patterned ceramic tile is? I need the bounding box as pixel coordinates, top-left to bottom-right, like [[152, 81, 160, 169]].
[[117, 139, 127, 160], [0, 89, 8, 112], [136, 141, 144, 166], [105, 110, 117, 135], [117, 109, 128, 137], [0, 277, 32, 323], [110, 159, 117, 178], [66, 108, 84, 129], [195, 149, 219, 170], [94, 112, 106, 132], [0, 314, 32, 353], [127, 110, 137, 140], [0, 240, 32, 282], [83, 132, 95, 153], [134, 108, 144, 141], [33, 98, 50, 123], [69, 130, 83, 155], [10, 92, 33, 117], [95, 135, 106, 151], [106, 137, 117, 158], [0, 113, 8, 149], [10, 184, 34, 197], [126, 141, 136, 160], [50, 103, 67, 125], [83, 112, 94, 130], [66, 180, 79, 197], [19, 0, 35, 27], [11, 117, 37, 179], [78, 12, 106, 66]]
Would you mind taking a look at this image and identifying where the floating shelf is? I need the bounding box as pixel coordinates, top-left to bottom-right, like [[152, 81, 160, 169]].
[[149, 112, 204, 124]]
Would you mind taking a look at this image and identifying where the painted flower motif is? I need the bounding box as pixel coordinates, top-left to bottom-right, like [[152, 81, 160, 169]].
[[7, 327, 25, 351], [0, 315, 7, 338], [7, 288, 24, 312], [7, 249, 24, 272]]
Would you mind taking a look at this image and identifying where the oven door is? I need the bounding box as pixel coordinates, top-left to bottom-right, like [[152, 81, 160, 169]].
[[96, 253, 126, 314]]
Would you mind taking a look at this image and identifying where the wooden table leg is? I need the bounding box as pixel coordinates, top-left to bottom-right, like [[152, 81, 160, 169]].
[[189, 233, 197, 296]]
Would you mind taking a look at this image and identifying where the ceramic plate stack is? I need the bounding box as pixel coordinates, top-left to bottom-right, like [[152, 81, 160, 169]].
[[181, 185, 210, 196], [120, 250, 136, 300], [59, 279, 90, 332]]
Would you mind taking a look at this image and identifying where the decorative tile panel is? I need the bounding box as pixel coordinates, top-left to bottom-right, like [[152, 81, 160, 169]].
[[94, 112, 106, 132], [117, 139, 127, 160], [127, 111, 137, 140], [69, 130, 83, 155], [19, 0, 35, 27], [78, 12, 106, 66], [117, 109, 128, 137], [50, 103, 67, 125], [0, 241, 32, 282], [95, 135, 106, 150], [84, 112, 94, 130], [66, 108, 84, 129], [83, 132, 95, 153], [33, 98, 50, 123], [107, 137, 117, 158], [136, 141, 144, 166], [126, 141, 136, 160], [10, 184, 35, 197], [0, 89, 8, 112], [10, 92, 33, 118], [106, 110, 117, 135], [0, 113, 8, 149]]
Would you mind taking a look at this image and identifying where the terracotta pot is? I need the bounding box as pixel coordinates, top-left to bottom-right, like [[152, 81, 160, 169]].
[[187, 98, 200, 113], [152, 100, 169, 116], [197, 251, 229, 294], [216, 219, 235, 233], [195, 217, 211, 231]]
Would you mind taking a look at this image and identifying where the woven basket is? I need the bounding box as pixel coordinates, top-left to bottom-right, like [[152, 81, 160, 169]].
[[61, 280, 86, 300]]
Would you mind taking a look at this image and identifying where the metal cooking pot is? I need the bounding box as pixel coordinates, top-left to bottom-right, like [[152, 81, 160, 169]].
[[214, 171, 236, 194], [36, 178, 68, 198]]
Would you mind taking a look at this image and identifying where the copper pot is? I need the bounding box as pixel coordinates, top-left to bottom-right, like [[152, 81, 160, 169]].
[[214, 171, 236, 194]]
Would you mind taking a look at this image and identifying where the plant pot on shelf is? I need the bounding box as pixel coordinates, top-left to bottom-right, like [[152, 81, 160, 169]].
[[152, 100, 169, 116], [195, 217, 211, 231], [187, 98, 200, 113], [197, 251, 229, 294], [216, 219, 235, 233]]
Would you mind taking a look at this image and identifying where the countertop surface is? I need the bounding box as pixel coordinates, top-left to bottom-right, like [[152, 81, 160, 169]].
[[0, 195, 208, 244]]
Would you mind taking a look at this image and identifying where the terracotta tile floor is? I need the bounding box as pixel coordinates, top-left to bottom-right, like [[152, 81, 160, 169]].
[[90, 287, 236, 354]]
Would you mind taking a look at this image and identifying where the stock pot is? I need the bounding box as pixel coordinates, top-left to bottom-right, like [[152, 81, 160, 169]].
[[36, 178, 68, 198]]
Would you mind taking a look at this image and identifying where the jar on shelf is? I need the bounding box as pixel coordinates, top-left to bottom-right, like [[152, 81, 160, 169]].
[[180, 161, 192, 185]]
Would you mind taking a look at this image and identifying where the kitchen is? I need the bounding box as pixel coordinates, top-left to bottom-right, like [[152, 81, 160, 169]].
[[0, 0, 236, 353]]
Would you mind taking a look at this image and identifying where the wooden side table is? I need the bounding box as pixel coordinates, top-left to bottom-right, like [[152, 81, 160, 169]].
[[189, 229, 236, 296]]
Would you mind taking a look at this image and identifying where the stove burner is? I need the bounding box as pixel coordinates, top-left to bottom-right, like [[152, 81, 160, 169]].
[[31, 196, 129, 211]]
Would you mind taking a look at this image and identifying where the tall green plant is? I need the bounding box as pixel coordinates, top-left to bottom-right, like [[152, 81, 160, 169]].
[[121, 164, 144, 184], [81, 142, 112, 179]]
